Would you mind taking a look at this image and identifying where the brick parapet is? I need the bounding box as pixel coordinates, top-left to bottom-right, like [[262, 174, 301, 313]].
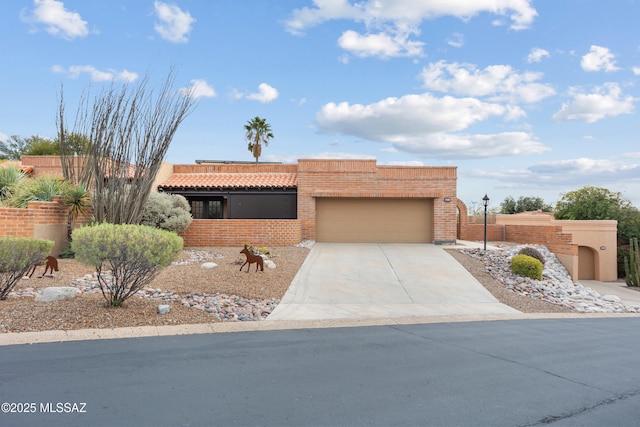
[[172, 164, 297, 174]]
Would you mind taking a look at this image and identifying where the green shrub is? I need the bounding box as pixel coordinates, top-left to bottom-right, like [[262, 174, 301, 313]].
[[518, 246, 545, 265], [0, 237, 54, 300], [0, 165, 26, 201], [139, 192, 192, 234], [71, 223, 183, 306], [511, 254, 543, 280], [3, 175, 73, 208]]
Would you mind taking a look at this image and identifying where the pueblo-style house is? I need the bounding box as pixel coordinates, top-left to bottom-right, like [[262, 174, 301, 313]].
[[9, 156, 619, 282], [155, 159, 458, 246]]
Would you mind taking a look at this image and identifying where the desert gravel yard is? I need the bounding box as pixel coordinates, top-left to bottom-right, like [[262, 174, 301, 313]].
[[0, 244, 574, 334], [0, 246, 310, 333]]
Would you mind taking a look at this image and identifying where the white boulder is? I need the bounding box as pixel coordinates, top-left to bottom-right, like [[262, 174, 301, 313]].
[[35, 287, 79, 302]]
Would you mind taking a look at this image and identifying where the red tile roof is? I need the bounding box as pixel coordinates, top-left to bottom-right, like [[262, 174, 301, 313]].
[[158, 173, 297, 190]]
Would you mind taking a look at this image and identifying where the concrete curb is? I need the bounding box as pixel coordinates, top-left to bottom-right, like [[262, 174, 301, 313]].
[[1, 312, 639, 346]]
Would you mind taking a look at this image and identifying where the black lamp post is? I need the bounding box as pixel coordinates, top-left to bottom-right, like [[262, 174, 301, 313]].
[[482, 194, 489, 251]]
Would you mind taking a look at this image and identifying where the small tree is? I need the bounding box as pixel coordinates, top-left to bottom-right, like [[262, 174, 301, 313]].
[[244, 116, 274, 163], [500, 196, 552, 214], [58, 68, 197, 224], [0, 237, 54, 300], [71, 223, 183, 306], [554, 186, 628, 221], [140, 192, 192, 233], [0, 135, 57, 160]]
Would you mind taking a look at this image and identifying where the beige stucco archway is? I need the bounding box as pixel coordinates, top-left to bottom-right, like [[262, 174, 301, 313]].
[[578, 246, 597, 280]]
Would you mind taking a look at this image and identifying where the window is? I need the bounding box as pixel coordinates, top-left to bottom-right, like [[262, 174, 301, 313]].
[[190, 199, 223, 219]]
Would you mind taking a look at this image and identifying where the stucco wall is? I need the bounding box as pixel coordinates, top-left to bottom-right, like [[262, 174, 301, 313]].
[[495, 214, 617, 282]]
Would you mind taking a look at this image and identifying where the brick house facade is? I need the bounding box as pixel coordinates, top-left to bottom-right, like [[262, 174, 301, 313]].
[[159, 159, 458, 246]]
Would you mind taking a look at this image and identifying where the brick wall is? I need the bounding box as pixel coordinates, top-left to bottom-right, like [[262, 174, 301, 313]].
[[21, 155, 66, 177], [297, 160, 458, 243], [179, 219, 302, 247], [505, 224, 577, 256], [462, 224, 505, 242], [0, 196, 74, 255]]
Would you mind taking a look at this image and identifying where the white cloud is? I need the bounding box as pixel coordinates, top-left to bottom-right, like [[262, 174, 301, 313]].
[[468, 156, 640, 190], [527, 47, 550, 63], [0, 132, 8, 142], [285, 1, 536, 60], [285, 0, 537, 34], [633, 67, 640, 76], [338, 29, 424, 58], [391, 132, 548, 159], [420, 61, 555, 104], [552, 83, 635, 123], [246, 83, 279, 103], [52, 64, 138, 82], [447, 32, 464, 48], [153, 1, 195, 43], [180, 79, 216, 99], [315, 92, 549, 159], [581, 45, 619, 72], [22, 0, 89, 39]]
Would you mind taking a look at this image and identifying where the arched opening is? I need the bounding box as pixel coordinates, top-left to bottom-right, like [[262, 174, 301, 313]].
[[456, 199, 468, 240], [578, 246, 596, 280]]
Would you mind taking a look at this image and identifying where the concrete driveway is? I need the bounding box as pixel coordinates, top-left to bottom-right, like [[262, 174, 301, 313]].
[[267, 243, 520, 320]]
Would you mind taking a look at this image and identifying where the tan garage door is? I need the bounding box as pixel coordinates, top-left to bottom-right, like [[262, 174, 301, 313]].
[[316, 198, 434, 243]]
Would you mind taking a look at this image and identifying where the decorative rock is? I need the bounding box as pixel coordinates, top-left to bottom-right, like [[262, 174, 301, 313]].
[[461, 244, 640, 314], [9, 248, 282, 322], [296, 240, 315, 249], [201, 262, 217, 269], [35, 287, 79, 302], [602, 295, 622, 303], [264, 260, 276, 269]]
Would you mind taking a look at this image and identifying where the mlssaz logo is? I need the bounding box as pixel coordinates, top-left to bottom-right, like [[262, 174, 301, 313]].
[[40, 402, 87, 413]]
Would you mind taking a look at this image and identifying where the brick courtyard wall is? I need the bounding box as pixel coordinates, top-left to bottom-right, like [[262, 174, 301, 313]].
[[462, 224, 506, 242], [504, 224, 577, 256], [179, 219, 302, 247], [296, 160, 458, 244], [0, 196, 74, 255], [21, 155, 66, 177]]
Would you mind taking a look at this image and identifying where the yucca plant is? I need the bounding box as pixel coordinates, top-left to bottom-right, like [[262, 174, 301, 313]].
[[3, 175, 72, 208], [0, 164, 26, 201]]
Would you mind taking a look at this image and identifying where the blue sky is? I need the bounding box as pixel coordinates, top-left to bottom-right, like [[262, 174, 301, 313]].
[[2, 0, 639, 209]]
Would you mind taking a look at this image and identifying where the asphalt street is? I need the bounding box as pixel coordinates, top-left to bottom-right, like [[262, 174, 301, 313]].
[[1, 318, 640, 426]]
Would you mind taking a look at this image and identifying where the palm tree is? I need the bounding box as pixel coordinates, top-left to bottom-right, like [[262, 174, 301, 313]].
[[244, 116, 274, 163]]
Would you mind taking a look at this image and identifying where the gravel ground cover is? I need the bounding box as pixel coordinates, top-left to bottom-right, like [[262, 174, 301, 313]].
[[0, 246, 309, 333], [0, 243, 578, 333]]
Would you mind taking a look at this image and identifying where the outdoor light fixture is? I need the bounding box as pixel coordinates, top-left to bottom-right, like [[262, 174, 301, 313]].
[[482, 194, 490, 251]]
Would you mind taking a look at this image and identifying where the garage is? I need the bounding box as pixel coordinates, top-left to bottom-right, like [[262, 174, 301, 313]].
[[316, 197, 434, 243]]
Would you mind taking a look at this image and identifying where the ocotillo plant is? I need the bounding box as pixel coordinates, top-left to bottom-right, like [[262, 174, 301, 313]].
[[624, 237, 640, 287]]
